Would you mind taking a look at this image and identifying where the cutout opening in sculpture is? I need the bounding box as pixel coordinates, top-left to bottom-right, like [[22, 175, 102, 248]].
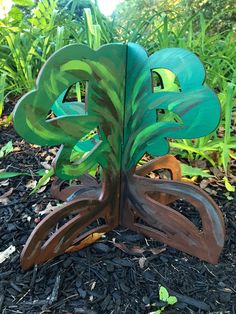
[[51, 80, 89, 117], [168, 199, 203, 230], [152, 70, 164, 91], [152, 68, 181, 93], [64, 81, 87, 103], [156, 109, 184, 125]]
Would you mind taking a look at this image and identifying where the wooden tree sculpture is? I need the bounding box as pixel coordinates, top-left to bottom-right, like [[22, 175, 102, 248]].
[[13, 43, 225, 270]]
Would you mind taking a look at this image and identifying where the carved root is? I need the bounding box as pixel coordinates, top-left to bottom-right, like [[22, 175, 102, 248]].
[[22, 170, 119, 270], [124, 175, 225, 264], [21, 197, 113, 270], [21, 155, 225, 269], [51, 174, 100, 202], [135, 155, 181, 204]]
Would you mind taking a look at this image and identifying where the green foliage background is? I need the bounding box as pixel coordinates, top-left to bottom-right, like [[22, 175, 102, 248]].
[[0, 0, 235, 190]]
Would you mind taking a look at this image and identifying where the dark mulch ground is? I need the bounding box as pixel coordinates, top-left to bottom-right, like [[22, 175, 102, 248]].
[[0, 103, 236, 314]]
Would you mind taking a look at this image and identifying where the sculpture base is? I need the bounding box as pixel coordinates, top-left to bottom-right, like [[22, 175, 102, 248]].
[[20, 155, 225, 270]]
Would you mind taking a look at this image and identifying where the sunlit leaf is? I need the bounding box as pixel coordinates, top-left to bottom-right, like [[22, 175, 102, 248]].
[[159, 286, 169, 302], [13, 0, 35, 6], [30, 168, 54, 194], [9, 7, 23, 20], [181, 163, 213, 178], [167, 295, 177, 305], [223, 176, 235, 192]]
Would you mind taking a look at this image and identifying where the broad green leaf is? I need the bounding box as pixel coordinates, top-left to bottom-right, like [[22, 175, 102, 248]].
[[181, 163, 213, 178], [159, 286, 169, 302]]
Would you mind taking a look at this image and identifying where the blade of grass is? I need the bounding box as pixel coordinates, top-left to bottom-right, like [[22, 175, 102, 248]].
[[0, 72, 7, 116], [0, 171, 31, 179]]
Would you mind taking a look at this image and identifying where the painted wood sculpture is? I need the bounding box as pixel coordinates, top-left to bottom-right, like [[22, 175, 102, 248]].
[[13, 43, 225, 270]]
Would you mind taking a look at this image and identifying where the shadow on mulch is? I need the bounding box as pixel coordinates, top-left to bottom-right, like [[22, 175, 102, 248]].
[[0, 116, 236, 314]]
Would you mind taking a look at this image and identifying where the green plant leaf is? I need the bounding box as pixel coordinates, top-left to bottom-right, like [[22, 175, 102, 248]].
[[181, 163, 213, 178], [167, 295, 177, 305], [30, 167, 54, 194], [221, 143, 230, 174], [223, 176, 235, 192], [0, 141, 13, 158], [159, 286, 169, 302], [9, 7, 23, 20], [0, 73, 7, 116], [170, 142, 216, 166], [0, 171, 30, 179]]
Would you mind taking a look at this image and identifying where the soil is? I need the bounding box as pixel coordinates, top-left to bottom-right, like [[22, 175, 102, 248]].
[[0, 101, 236, 314]]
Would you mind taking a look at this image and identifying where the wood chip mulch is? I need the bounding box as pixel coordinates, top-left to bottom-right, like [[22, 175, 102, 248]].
[[0, 107, 235, 313]]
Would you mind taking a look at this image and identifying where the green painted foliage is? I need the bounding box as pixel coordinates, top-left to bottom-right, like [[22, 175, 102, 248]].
[[13, 43, 220, 179], [124, 44, 220, 170], [14, 44, 126, 179]]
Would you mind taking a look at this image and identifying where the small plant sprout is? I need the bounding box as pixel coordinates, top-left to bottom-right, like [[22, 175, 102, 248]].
[[149, 286, 178, 314]]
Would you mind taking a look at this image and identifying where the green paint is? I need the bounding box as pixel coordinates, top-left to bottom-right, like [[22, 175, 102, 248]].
[[13, 43, 220, 179]]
